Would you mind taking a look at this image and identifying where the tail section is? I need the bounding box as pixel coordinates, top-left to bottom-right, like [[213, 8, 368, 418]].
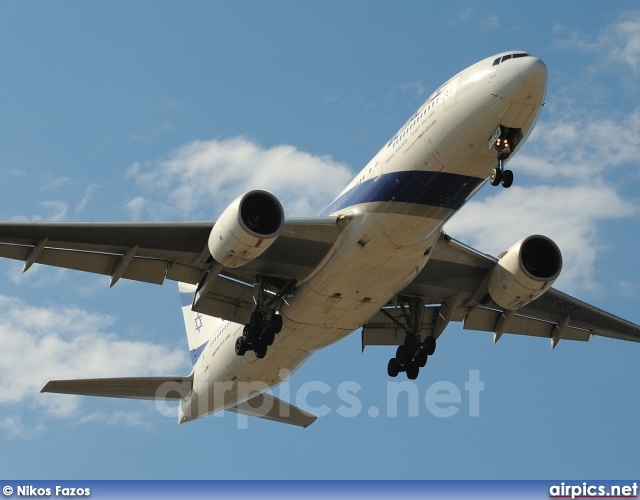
[[179, 282, 224, 365]]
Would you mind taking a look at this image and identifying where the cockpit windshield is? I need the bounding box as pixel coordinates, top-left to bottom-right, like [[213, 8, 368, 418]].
[[492, 53, 530, 66]]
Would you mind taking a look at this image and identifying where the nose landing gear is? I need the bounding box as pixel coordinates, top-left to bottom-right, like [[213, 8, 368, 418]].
[[489, 125, 522, 188]]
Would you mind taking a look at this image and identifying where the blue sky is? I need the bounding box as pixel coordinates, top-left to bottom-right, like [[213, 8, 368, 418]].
[[0, 1, 639, 479]]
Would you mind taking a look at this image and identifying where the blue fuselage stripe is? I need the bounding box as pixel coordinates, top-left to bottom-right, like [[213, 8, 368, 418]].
[[321, 170, 484, 216]]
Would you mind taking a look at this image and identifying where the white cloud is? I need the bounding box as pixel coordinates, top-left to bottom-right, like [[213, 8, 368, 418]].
[[41, 177, 70, 191], [0, 295, 188, 427], [445, 183, 634, 292], [76, 410, 147, 428], [125, 136, 353, 219], [0, 415, 46, 439], [448, 7, 499, 31], [516, 107, 640, 180], [602, 11, 640, 72], [75, 183, 99, 214], [447, 84, 640, 295], [555, 11, 640, 73], [38, 200, 68, 221]]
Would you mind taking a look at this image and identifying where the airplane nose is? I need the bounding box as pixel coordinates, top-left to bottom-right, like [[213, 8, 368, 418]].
[[519, 57, 547, 87]]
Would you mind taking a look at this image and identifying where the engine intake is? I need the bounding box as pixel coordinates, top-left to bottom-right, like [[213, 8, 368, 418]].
[[208, 190, 284, 268], [488, 235, 562, 311]]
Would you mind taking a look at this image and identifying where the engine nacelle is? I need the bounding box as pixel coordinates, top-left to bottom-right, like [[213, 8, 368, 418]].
[[208, 190, 284, 268], [488, 235, 562, 311]]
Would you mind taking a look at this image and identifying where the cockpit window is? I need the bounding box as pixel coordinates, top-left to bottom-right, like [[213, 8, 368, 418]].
[[493, 53, 530, 66]]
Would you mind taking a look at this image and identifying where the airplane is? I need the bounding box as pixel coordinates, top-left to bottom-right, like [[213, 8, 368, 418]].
[[0, 50, 634, 427]]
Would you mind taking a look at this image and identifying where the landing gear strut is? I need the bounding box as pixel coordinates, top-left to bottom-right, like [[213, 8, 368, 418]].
[[383, 297, 437, 380], [234, 276, 285, 359], [489, 125, 522, 188]]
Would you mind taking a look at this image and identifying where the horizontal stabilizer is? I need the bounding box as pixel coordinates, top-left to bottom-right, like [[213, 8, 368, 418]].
[[227, 392, 317, 428], [41, 376, 192, 401]]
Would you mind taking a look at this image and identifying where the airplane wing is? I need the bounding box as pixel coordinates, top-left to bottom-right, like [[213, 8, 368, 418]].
[[362, 232, 640, 348], [0, 216, 349, 289]]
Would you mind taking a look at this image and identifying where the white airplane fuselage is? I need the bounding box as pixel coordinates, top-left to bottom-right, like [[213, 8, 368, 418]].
[[179, 52, 547, 423]]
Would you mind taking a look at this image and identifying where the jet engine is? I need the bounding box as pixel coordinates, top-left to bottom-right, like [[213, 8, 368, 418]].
[[208, 190, 284, 268], [487, 235, 562, 311]]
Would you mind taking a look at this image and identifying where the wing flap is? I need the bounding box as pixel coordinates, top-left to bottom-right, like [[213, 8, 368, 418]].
[[41, 376, 192, 401], [191, 274, 254, 324], [464, 307, 590, 342], [0, 217, 348, 289], [0, 244, 168, 285], [226, 392, 317, 428], [521, 290, 640, 342]]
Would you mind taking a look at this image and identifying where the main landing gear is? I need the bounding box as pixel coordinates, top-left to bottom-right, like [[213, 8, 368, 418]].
[[387, 333, 436, 380], [383, 297, 437, 380], [234, 310, 283, 358], [234, 276, 285, 359]]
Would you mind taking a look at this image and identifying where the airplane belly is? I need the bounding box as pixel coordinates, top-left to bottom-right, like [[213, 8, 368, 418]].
[[280, 213, 439, 339]]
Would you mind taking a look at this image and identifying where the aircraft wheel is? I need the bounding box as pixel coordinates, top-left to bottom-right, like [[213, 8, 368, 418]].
[[250, 311, 264, 333], [501, 169, 514, 188], [415, 349, 428, 368], [403, 334, 418, 352], [490, 168, 502, 186], [406, 361, 419, 380], [264, 329, 276, 347], [235, 337, 247, 356], [424, 336, 436, 356], [242, 325, 253, 343], [254, 341, 267, 359], [270, 314, 283, 334], [395, 345, 406, 363], [387, 358, 400, 377]]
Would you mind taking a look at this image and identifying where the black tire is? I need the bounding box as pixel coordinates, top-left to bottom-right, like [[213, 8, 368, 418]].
[[424, 336, 436, 356], [395, 345, 406, 363], [264, 329, 276, 346], [387, 358, 400, 377], [415, 349, 428, 368], [501, 169, 514, 188], [406, 361, 419, 380], [490, 168, 502, 186], [250, 311, 264, 333], [235, 337, 247, 356], [403, 334, 418, 353], [254, 341, 267, 359], [270, 314, 283, 334], [242, 325, 252, 343]]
